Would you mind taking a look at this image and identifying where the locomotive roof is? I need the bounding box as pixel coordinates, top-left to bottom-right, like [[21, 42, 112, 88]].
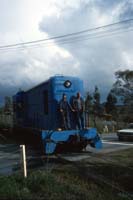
[[25, 75, 79, 93]]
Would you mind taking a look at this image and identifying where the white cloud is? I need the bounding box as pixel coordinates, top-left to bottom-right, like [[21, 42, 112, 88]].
[[0, 0, 133, 103]]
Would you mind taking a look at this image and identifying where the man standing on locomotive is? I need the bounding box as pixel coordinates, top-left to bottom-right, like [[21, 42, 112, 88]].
[[73, 92, 85, 129], [59, 93, 72, 130]]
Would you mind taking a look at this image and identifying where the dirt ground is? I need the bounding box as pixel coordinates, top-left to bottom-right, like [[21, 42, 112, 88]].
[[53, 148, 133, 198]]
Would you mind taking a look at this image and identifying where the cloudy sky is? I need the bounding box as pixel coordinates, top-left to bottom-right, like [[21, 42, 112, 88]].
[[0, 0, 133, 104]]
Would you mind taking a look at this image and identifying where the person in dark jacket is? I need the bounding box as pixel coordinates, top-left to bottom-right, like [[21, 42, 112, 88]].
[[73, 92, 85, 129], [59, 94, 72, 130]]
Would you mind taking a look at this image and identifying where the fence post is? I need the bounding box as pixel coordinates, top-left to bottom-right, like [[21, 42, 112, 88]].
[[20, 145, 27, 178]]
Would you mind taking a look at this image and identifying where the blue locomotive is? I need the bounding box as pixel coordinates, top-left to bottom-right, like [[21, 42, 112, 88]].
[[13, 75, 102, 154]]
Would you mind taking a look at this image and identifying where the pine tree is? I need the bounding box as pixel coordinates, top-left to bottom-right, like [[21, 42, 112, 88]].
[[93, 86, 101, 126], [105, 92, 117, 114], [85, 92, 93, 127], [93, 86, 101, 116], [4, 96, 12, 114]]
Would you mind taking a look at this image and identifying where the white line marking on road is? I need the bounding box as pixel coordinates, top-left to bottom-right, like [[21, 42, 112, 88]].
[[102, 140, 133, 146]]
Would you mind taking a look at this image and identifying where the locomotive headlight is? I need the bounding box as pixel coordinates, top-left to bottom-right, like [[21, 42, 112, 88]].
[[64, 80, 72, 88]]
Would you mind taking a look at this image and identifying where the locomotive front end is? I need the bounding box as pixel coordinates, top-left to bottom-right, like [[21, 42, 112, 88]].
[[42, 128, 102, 154], [41, 75, 102, 154]]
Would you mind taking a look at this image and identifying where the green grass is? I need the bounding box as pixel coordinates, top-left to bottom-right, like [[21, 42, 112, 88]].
[[0, 171, 125, 200], [0, 148, 133, 200]]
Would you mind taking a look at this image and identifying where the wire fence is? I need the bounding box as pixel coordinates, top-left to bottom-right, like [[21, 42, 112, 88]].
[[0, 144, 54, 176]]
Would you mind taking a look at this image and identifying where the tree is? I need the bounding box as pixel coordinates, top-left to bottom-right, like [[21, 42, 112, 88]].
[[0, 107, 4, 114], [112, 70, 133, 103], [92, 86, 102, 126], [85, 92, 93, 113], [85, 92, 93, 127], [111, 70, 133, 122], [93, 86, 101, 116], [105, 92, 117, 114], [93, 86, 100, 105], [4, 96, 12, 114]]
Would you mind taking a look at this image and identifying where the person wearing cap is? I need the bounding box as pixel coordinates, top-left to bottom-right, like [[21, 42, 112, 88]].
[[73, 92, 85, 129], [59, 94, 72, 130]]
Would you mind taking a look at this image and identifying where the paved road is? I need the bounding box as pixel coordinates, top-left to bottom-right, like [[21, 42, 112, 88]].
[[0, 143, 20, 175], [86, 133, 133, 154], [102, 132, 133, 151], [61, 133, 133, 161]]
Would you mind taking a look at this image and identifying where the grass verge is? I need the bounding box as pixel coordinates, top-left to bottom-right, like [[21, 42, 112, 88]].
[[0, 148, 133, 200]]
